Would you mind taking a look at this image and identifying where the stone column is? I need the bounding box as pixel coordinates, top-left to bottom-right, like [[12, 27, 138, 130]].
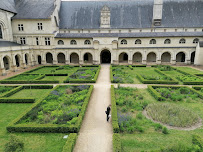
[[0, 56, 6, 75], [65, 51, 70, 65], [53, 51, 57, 65], [11, 54, 18, 72]]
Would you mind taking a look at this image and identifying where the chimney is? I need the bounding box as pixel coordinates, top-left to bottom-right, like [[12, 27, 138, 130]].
[[153, 0, 163, 26]]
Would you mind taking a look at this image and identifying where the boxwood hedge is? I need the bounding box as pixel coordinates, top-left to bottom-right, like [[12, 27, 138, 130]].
[[62, 133, 78, 152]]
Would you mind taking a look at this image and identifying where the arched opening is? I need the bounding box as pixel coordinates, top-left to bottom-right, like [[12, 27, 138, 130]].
[[119, 52, 128, 63], [38, 55, 42, 64], [100, 50, 111, 63], [15, 55, 20, 67], [70, 53, 79, 64], [3, 56, 10, 70], [46, 53, 53, 64], [161, 52, 171, 63], [84, 53, 93, 63], [25, 54, 29, 65], [191, 51, 195, 64], [58, 40, 64, 45], [57, 53, 65, 64], [147, 52, 156, 62], [176, 52, 185, 62], [0, 25, 3, 39], [133, 52, 142, 63]]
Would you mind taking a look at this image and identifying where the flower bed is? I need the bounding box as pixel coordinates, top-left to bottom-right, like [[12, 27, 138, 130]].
[[7, 85, 93, 133]]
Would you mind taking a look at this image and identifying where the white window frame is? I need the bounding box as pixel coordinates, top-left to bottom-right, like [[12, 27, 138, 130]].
[[20, 37, 26, 45], [45, 37, 51, 45], [18, 24, 24, 31], [38, 23, 43, 30]]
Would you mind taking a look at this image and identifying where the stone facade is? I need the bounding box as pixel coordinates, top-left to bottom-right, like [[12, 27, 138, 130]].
[[0, 0, 202, 75]]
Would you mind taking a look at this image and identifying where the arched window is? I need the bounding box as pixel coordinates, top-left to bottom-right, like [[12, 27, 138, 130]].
[[179, 38, 186, 44], [149, 39, 156, 44], [58, 40, 64, 45], [135, 39, 141, 44], [0, 25, 2, 39], [121, 39, 127, 45], [193, 38, 199, 44], [84, 40, 91, 45], [70, 40, 77, 45], [164, 39, 171, 44]]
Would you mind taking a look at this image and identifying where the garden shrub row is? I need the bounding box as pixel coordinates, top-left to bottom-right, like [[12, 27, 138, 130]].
[[154, 69, 178, 84], [132, 65, 147, 67], [148, 85, 203, 101], [0, 98, 35, 103], [0, 80, 59, 84], [137, 73, 178, 84], [62, 133, 78, 152], [195, 74, 203, 77], [113, 133, 121, 152], [24, 66, 45, 74], [110, 65, 114, 83], [111, 85, 119, 133], [172, 67, 203, 85], [2, 86, 23, 97], [22, 85, 53, 89], [7, 85, 93, 133]]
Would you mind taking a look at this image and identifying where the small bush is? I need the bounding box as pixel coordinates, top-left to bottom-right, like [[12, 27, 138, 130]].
[[4, 135, 24, 152], [162, 127, 169, 134], [192, 135, 203, 150]]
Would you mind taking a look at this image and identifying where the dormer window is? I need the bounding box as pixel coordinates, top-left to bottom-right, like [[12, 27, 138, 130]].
[[100, 5, 110, 28], [70, 40, 77, 45], [193, 38, 199, 44], [18, 24, 24, 31], [121, 39, 127, 45]]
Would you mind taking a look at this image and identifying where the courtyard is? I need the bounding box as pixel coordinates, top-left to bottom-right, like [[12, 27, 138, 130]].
[[0, 64, 202, 152]]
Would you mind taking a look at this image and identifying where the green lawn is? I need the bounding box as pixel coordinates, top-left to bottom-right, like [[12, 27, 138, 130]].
[[115, 87, 203, 151], [29, 67, 58, 74], [176, 67, 203, 74], [40, 76, 68, 83], [8, 74, 39, 81], [0, 104, 66, 152], [8, 89, 51, 100]]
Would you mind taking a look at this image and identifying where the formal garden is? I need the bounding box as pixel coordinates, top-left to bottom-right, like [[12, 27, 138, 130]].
[[0, 65, 100, 84], [111, 85, 203, 152], [111, 65, 203, 85], [0, 84, 93, 152], [1, 65, 203, 152]]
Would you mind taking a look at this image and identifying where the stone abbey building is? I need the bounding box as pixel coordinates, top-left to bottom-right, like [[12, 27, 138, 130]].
[[0, 0, 203, 75]]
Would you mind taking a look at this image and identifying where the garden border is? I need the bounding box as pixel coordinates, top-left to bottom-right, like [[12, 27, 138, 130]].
[[62, 133, 78, 152], [7, 85, 93, 133], [148, 85, 203, 101]]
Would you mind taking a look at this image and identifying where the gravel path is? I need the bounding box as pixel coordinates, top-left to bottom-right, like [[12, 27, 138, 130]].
[[73, 64, 113, 152]]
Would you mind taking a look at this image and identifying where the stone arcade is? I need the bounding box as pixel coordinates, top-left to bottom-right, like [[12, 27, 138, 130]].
[[0, 0, 203, 75]]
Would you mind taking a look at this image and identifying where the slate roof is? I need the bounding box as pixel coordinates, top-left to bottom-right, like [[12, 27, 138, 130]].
[[0, 41, 21, 47], [12, 0, 55, 19], [0, 0, 17, 13], [55, 32, 203, 38], [59, 0, 203, 29]]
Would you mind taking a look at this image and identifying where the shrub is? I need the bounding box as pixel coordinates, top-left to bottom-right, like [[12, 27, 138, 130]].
[[162, 127, 169, 134], [113, 133, 121, 152], [4, 135, 24, 152], [160, 143, 190, 152], [154, 123, 163, 131], [192, 135, 203, 150]]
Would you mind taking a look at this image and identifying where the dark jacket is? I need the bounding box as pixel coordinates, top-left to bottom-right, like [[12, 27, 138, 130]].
[[106, 106, 111, 115]]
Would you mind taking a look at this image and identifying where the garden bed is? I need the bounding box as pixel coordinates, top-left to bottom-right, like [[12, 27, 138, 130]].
[[7, 85, 93, 133]]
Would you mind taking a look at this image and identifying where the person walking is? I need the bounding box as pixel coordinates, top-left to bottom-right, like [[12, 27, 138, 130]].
[[105, 104, 111, 122]]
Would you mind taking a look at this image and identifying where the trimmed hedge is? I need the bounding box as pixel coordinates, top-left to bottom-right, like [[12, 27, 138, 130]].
[[137, 73, 178, 84], [7, 85, 93, 133], [111, 85, 119, 133], [2, 86, 23, 97], [0, 98, 35, 103], [110, 65, 114, 83], [148, 85, 203, 101], [45, 74, 68, 76], [64, 66, 101, 83], [113, 133, 121, 152], [0, 80, 59, 84], [22, 85, 53, 89], [132, 65, 147, 67], [195, 74, 203, 77], [172, 67, 203, 85], [62, 133, 78, 152]]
